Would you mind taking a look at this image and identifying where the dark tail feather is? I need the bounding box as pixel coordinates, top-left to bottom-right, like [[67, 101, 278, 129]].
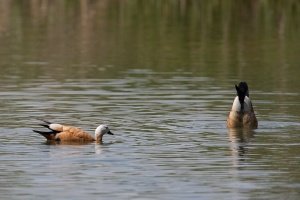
[[235, 83, 247, 111], [235, 85, 245, 102], [38, 119, 52, 124], [39, 124, 50, 129], [33, 129, 52, 135], [33, 129, 59, 135], [33, 130, 58, 140], [34, 119, 59, 140], [236, 82, 249, 97], [33, 120, 60, 135]]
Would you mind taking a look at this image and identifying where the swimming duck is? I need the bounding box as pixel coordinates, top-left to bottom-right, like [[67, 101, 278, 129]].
[[227, 82, 258, 129], [33, 119, 114, 142]]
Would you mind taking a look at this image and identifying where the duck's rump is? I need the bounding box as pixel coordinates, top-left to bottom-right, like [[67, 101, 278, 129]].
[[227, 111, 257, 128]]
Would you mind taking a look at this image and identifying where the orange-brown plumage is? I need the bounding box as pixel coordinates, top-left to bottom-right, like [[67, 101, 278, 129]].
[[54, 125, 95, 141], [33, 120, 114, 142]]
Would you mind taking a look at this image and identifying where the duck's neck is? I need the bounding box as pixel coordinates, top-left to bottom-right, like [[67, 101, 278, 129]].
[[95, 136, 103, 143]]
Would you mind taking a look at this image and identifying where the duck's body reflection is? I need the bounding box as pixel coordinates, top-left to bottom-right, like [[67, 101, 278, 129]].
[[228, 128, 255, 163], [44, 140, 113, 155]]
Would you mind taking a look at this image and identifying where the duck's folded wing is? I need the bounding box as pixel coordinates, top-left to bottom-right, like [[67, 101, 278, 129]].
[[56, 126, 95, 141]]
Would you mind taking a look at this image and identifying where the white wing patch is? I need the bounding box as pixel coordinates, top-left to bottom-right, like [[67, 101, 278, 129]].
[[49, 123, 63, 131], [231, 96, 252, 112]]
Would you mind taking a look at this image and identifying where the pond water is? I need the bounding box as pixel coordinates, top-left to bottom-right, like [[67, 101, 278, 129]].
[[0, 1, 300, 199]]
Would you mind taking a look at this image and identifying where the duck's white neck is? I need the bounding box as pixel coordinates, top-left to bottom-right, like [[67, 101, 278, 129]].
[[95, 132, 104, 142]]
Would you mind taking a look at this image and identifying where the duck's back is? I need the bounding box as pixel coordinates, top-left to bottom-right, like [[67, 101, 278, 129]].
[[54, 125, 95, 141]]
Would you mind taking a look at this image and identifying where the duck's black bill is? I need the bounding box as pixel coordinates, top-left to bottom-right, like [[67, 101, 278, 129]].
[[108, 131, 114, 135]]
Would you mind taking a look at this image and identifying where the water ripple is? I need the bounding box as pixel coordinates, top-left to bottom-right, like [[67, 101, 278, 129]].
[[0, 74, 299, 199]]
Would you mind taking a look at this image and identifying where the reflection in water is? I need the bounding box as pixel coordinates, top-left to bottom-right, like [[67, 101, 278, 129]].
[[0, 1, 300, 199], [228, 128, 255, 162], [44, 140, 113, 155], [95, 143, 103, 155]]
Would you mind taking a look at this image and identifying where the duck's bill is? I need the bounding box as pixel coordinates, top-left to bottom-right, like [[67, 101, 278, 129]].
[[108, 131, 114, 135]]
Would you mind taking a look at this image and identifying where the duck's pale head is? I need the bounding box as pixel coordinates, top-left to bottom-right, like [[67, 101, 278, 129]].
[[95, 125, 114, 142]]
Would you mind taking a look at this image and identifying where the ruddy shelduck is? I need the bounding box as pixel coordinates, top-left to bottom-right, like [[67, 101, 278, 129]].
[[33, 119, 114, 142], [227, 82, 258, 129]]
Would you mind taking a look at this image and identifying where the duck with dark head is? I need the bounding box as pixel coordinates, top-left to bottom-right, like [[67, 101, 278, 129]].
[[227, 82, 258, 129]]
